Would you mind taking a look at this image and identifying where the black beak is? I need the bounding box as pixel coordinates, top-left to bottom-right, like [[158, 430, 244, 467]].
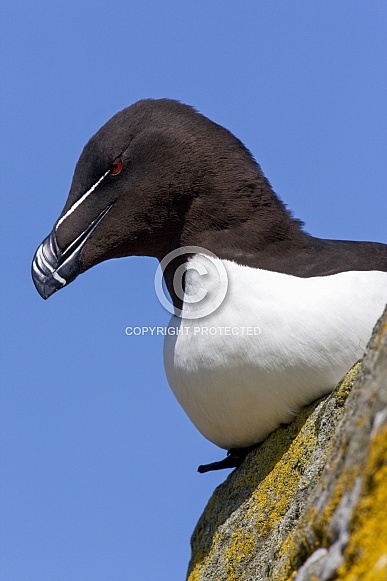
[[32, 205, 112, 299]]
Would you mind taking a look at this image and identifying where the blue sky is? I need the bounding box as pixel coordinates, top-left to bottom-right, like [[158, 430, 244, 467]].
[[1, 2, 386, 580]]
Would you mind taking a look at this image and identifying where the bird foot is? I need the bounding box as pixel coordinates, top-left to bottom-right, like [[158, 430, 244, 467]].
[[197, 445, 257, 474]]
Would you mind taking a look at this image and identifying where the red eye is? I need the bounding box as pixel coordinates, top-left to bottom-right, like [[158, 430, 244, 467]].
[[110, 157, 123, 175]]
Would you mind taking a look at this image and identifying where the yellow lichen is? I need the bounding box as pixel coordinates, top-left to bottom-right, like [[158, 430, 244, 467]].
[[187, 550, 206, 581], [224, 528, 256, 581], [274, 366, 360, 581], [375, 320, 387, 350], [251, 419, 318, 538], [187, 530, 223, 581], [336, 424, 387, 581], [313, 468, 357, 546], [275, 464, 358, 580], [187, 363, 360, 581], [334, 362, 361, 405]]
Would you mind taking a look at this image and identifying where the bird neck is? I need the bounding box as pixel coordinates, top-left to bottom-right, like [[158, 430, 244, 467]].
[[177, 173, 308, 264]]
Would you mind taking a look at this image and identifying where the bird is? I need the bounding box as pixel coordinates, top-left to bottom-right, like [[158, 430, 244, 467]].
[[32, 98, 387, 473]]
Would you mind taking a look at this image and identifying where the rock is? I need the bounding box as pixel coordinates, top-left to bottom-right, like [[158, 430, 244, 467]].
[[187, 306, 387, 581]]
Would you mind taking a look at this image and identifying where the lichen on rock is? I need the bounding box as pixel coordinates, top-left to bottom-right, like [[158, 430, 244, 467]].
[[187, 306, 387, 581]]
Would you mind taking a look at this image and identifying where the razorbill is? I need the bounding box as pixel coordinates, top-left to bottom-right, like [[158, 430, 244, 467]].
[[32, 99, 387, 472]]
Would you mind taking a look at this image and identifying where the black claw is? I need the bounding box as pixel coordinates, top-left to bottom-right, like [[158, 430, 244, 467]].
[[197, 445, 258, 474]]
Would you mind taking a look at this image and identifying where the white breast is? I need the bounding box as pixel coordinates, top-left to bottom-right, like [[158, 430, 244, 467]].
[[163, 255, 387, 449]]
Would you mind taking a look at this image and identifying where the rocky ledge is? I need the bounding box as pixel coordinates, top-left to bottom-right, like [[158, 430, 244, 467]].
[[187, 306, 387, 581]]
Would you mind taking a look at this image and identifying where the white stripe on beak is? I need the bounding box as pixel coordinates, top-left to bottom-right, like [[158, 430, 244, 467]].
[[55, 170, 110, 231]]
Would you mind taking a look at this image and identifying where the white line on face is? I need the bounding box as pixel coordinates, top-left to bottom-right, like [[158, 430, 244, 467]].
[[55, 170, 110, 231], [52, 270, 67, 285], [34, 243, 67, 285]]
